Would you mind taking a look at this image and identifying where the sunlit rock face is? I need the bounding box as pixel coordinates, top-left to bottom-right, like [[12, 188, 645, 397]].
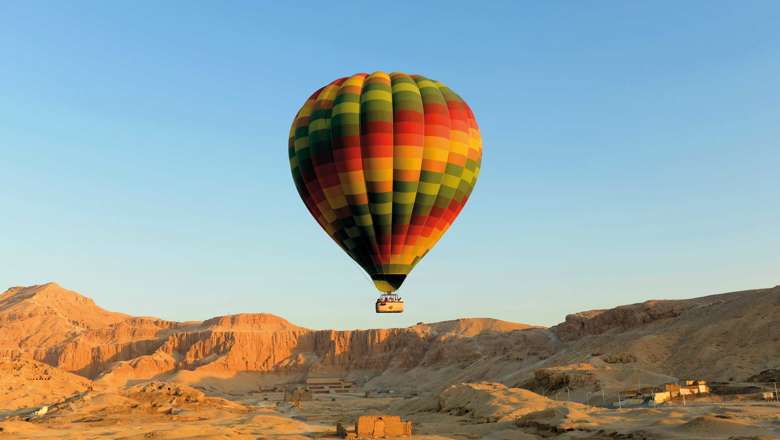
[[1, 283, 778, 391]]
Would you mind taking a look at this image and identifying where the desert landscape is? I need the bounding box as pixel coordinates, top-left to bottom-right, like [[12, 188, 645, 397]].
[[5, 1, 779, 438], [0, 282, 778, 439]]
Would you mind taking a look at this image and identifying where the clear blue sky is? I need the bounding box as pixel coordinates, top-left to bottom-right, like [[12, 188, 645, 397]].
[[2, 1, 778, 329]]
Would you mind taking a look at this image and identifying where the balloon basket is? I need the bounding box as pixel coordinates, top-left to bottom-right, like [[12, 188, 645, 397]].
[[375, 294, 404, 313]]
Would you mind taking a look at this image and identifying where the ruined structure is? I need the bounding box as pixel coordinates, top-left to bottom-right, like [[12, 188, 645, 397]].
[[354, 415, 412, 438], [306, 377, 354, 394]]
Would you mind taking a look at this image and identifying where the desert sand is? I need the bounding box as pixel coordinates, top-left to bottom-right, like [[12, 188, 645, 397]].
[[1, 282, 778, 439]]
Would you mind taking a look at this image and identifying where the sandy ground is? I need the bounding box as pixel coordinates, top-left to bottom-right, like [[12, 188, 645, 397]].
[[2, 381, 779, 439]]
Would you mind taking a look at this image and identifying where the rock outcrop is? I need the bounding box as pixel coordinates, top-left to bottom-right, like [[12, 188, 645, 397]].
[[552, 300, 693, 341], [0, 354, 93, 411], [435, 382, 592, 424]]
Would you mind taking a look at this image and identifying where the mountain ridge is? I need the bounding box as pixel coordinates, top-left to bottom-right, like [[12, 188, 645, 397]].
[[1, 282, 778, 396]]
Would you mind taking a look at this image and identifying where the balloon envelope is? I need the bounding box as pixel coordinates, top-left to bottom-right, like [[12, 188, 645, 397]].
[[288, 72, 482, 293]]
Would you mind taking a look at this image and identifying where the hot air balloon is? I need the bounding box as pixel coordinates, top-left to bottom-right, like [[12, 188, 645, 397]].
[[288, 72, 482, 313]]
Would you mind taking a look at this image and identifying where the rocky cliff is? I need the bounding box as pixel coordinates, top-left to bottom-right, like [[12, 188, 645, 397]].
[[1, 282, 778, 394]]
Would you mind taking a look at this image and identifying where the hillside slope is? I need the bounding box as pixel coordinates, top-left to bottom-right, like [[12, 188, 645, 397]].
[[549, 286, 780, 382]]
